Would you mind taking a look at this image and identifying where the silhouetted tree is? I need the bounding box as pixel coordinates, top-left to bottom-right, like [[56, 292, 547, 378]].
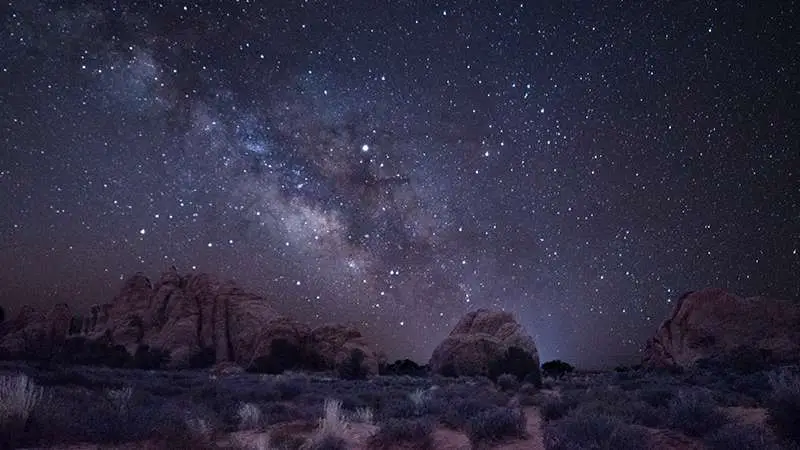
[[380, 359, 428, 377], [541, 360, 575, 379], [0, 305, 4, 323], [338, 348, 369, 380]]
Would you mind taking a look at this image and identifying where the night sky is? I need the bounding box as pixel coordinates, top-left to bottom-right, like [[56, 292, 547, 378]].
[[1, 1, 797, 369]]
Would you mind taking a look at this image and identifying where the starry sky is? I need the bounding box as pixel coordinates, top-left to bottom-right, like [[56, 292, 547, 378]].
[[1, 1, 798, 369]]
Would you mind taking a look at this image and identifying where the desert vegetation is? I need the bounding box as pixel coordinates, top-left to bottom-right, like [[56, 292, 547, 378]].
[[0, 357, 797, 449]]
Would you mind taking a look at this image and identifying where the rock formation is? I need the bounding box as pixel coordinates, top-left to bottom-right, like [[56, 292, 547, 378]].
[[0, 267, 382, 375], [429, 308, 540, 382], [642, 288, 800, 368], [0, 303, 72, 358]]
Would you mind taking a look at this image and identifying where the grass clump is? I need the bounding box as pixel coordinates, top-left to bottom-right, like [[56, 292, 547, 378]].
[[303, 398, 350, 450], [0, 373, 44, 448]]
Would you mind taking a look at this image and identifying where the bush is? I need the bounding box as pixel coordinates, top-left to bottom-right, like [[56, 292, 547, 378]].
[[666, 389, 728, 437], [488, 346, 541, 387], [573, 394, 663, 429], [466, 407, 526, 444], [537, 393, 579, 421], [274, 377, 306, 400], [544, 410, 650, 450], [368, 418, 435, 449], [439, 398, 495, 429], [766, 369, 800, 444], [637, 384, 676, 408], [338, 349, 369, 380], [705, 423, 780, 450], [496, 373, 520, 392], [130, 345, 170, 370], [53, 337, 131, 368], [380, 359, 428, 377], [541, 360, 575, 379]]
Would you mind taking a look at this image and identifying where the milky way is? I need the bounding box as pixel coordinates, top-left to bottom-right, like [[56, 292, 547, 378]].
[[1, 1, 797, 368]]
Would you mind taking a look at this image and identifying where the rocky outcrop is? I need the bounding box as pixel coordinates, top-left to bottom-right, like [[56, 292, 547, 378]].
[[0, 303, 72, 358], [642, 288, 800, 368], [0, 267, 382, 375], [429, 308, 540, 381]]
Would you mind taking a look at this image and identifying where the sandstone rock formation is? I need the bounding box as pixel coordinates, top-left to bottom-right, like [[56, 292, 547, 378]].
[[642, 288, 800, 368], [0, 303, 72, 358], [0, 267, 382, 375], [429, 308, 540, 381]]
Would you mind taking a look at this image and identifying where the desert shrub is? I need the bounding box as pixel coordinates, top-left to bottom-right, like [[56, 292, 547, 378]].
[[274, 377, 306, 400], [766, 369, 800, 444], [338, 349, 369, 380], [516, 383, 539, 406], [496, 373, 520, 391], [637, 384, 676, 408], [537, 393, 579, 421], [697, 347, 774, 375], [23, 387, 218, 447], [704, 423, 780, 450], [541, 360, 575, 379], [488, 346, 541, 387], [544, 410, 650, 450], [440, 398, 495, 429], [731, 371, 771, 403], [307, 434, 348, 450], [666, 389, 728, 437], [53, 337, 131, 368], [381, 397, 423, 420], [380, 359, 428, 377], [262, 401, 312, 425], [466, 407, 526, 444], [437, 363, 458, 378], [369, 418, 435, 449], [130, 345, 170, 370], [587, 397, 662, 428]]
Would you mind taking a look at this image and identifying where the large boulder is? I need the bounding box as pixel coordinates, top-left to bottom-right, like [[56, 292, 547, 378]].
[[642, 288, 800, 369], [429, 309, 540, 382]]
